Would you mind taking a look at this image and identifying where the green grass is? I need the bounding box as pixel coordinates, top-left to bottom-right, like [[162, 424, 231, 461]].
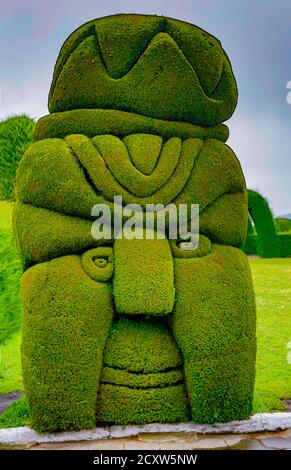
[[0, 332, 23, 394], [0, 201, 23, 397], [250, 257, 291, 412], [0, 201, 22, 345], [0, 198, 290, 426], [0, 396, 29, 429]]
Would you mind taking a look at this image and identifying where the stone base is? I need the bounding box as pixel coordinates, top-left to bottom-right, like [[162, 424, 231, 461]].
[[1, 413, 291, 449]]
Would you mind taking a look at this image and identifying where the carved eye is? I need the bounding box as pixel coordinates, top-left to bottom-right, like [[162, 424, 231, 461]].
[[93, 257, 108, 268], [82, 247, 114, 282], [170, 235, 211, 258]]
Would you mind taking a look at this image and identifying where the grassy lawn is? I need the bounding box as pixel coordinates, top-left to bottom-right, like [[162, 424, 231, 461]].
[[251, 257, 291, 412], [0, 200, 291, 427]]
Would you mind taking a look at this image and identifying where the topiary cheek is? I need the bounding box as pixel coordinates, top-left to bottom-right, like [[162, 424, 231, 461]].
[[81, 247, 114, 282]]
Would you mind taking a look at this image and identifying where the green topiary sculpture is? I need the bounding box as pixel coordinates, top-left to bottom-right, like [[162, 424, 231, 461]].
[[13, 14, 256, 432]]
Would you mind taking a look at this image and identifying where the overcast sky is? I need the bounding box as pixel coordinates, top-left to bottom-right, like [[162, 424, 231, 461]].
[[1, 0, 291, 215]]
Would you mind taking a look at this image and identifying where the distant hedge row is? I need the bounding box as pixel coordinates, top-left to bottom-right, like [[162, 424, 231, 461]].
[[0, 115, 35, 200], [242, 190, 291, 258]]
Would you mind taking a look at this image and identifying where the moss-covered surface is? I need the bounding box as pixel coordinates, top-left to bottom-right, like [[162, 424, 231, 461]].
[[12, 14, 256, 429], [15, 134, 246, 250], [96, 383, 189, 425], [100, 367, 183, 389], [103, 317, 183, 373], [13, 203, 98, 269], [21, 255, 113, 432], [34, 109, 229, 142], [48, 15, 237, 127], [15, 138, 98, 218], [113, 237, 174, 315], [96, 316, 188, 424], [171, 245, 256, 423]]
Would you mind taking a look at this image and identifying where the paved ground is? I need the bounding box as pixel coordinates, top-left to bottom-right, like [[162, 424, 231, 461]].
[[18, 429, 291, 450], [0, 392, 23, 414]]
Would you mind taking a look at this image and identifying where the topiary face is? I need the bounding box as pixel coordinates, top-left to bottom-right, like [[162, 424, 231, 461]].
[[13, 14, 256, 431]]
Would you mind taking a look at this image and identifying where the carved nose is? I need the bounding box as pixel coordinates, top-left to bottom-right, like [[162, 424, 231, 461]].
[[124, 134, 162, 175], [113, 236, 175, 316]]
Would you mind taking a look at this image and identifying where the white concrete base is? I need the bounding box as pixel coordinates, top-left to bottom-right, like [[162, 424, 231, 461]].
[[1, 413, 291, 446]]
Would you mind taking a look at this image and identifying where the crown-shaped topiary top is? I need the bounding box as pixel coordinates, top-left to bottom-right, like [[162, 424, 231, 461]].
[[48, 14, 238, 126]]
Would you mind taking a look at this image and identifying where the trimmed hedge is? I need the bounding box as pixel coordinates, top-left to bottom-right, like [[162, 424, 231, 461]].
[[21, 255, 113, 432], [16, 134, 247, 250], [14, 14, 256, 429], [96, 316, 188, 424], [34, 109, 229, 143], [0, 116, 34, 200], [171, 245, 256, 423], [113, 236, 175, 316], [48, 15, 237, 126], [243, 190, 280, 258], [274, 217, 291, 233], [96, 384, 189, 425], [278, 233, 291, 257]]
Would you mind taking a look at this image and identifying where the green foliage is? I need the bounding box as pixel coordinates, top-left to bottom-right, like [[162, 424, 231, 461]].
[[15, 138, 98, 218], [103, 317, 183, 373], [113, 238, 174, 315], [241, 234, 257, 255], [241, 217, 257, 255], [97, 384, 189, 425], [278, 233, 291, 257], [246, 190, 280, 258], [34, 109, 229, 142], [0, 227, 22, 344], [96, 317, 188, 424], [0, 115, 34, 200], [171, 245, 256, 423], [16, 134, 247, 254], [0, 396, 29, 429], [48, 15, 237, 126], [21, 255, 113, 432], [3, 256, 291, 428], [13, 203, 96, 269], [12, 15, 255, 430], [274, 217, 291, 233]]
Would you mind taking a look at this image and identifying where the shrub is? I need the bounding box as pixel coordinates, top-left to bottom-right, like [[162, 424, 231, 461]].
[[274, 217, 291, 233], [278, 233, 291, 257], [245, 190, 280, 258], [0, 115, 35, 200]]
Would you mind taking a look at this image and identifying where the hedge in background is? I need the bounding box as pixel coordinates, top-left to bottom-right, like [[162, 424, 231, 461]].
[[245, 190, 280, 258], [0, 116, 35, 200], [274, 217, 291, 233], [14, 14, 256, 430], [278, 233, 291, 257]]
